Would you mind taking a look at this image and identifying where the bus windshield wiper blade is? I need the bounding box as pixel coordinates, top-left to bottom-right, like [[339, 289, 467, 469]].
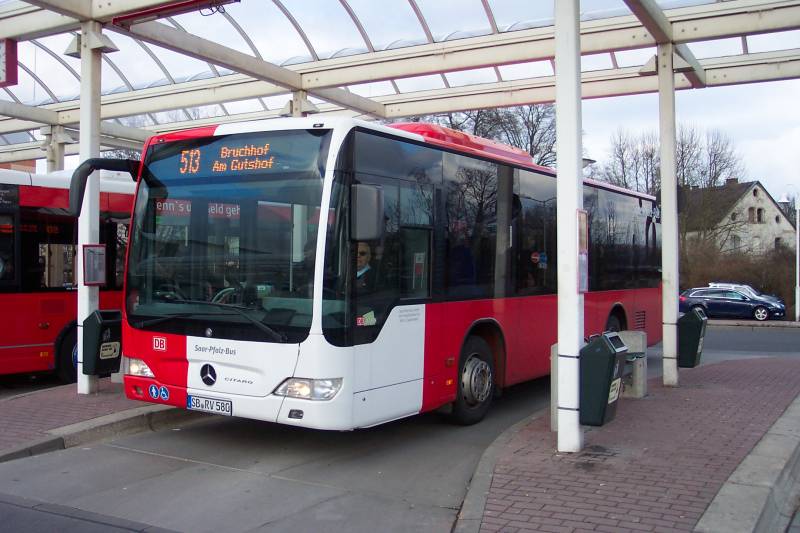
[[169, 298, 288, 342], [134, 312, 208, 328]]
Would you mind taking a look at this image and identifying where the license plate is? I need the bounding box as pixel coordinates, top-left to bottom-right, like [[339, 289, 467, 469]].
[[187, 395, 232, 416]]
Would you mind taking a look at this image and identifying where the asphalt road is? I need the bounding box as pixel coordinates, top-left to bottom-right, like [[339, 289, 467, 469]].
[[0, 323, 797, 532], [0, 377, 550, 532]]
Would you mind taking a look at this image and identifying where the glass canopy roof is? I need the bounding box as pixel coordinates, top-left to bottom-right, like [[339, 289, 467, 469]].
[[0, 0, 797, 148]]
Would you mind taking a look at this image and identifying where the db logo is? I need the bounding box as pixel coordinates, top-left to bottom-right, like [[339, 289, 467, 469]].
[[153, 336, 167, 351]]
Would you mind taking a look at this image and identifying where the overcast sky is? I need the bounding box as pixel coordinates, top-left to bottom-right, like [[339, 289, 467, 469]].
[[582, 78, 800, 203]]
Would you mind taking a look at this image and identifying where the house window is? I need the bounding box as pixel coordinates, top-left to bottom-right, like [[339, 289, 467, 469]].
[[757, 208, 764, 223], [775, 237, 782, 249], [732, 235, 741, 250], [730, 212, 737, 221], [753, 188, 759, 197], [748, 207, 755, 222], [775, 215, 780, 224]]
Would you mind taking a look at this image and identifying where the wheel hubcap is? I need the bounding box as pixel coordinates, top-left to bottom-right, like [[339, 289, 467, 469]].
[[755, 308, 767, 320], [461, 355, 492, 406]]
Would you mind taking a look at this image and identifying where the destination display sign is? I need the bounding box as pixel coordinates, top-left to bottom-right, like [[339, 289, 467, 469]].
[[145, 130, 331, 182], [0, 184, 18, 209]]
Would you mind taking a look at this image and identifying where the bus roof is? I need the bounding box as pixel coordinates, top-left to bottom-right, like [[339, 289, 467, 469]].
[[0, 168, 135, 195], [389, 122, 554, 174], [143, 118, 656, 203]]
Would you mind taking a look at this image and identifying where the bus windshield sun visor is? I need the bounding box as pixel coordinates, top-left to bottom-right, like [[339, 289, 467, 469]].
[[68, 158, 140, 217]]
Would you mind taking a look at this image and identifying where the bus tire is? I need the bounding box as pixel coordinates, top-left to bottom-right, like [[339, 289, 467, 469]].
[[56, 327, 78, 384], [451, 336, 494, 426], [605, 312, 624, 332]]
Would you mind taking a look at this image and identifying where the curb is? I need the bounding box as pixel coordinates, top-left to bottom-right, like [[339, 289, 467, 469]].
[[0, 491, 179, 532], [708, 319, 800, 329], [453, 408, 548, 533], [694, 394, 800, 533], [0, 404, 206, 464]]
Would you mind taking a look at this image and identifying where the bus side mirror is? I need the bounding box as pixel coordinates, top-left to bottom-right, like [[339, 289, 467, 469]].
[[351, 184, 384, 241]]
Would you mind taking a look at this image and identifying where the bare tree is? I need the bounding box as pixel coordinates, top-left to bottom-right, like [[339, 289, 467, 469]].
[[404, 104, 557, 166], [598, 128, 660, 195], [676, 125, 702, 187], [495, 105, 557, 167], [599, 125, 744, 196], [102, 147, 142, 160], [701, 130, 744, 187]]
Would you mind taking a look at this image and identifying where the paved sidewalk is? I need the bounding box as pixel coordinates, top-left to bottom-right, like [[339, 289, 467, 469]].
[[0, 379, 141, 453], [460, 357, 800, 533]]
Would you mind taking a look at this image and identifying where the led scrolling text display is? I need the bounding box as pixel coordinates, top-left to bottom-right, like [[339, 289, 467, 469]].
[[178, 143, 276, 175]]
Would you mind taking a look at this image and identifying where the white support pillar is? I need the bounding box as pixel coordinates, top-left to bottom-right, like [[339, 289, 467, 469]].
[[76, 20, 103, 394], [658, 43, 679, 387], [555, 0, 584, 453], [41, 125, 68, 172], [281, 90, 319, 118]]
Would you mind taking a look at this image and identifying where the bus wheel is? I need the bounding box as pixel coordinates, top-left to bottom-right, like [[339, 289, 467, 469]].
[[56, 328, 78, 384], [605, 313, 623, 332], [452, 337, 494, 425]]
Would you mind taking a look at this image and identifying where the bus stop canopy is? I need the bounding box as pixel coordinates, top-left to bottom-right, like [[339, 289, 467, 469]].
[[0, 0, 799, 162]]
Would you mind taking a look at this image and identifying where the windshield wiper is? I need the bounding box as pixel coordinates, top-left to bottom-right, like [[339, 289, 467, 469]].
[[134, 311, 218, 328], [165, 298, 288, 342]]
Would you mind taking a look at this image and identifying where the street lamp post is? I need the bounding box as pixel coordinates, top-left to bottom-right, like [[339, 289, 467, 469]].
[[785, 192, 800, 322], [787, 197, 800, 321]]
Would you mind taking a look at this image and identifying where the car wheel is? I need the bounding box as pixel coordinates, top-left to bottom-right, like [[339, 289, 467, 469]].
[[451, 337, 494, 426], [689, 304, 705, 317], [753, 306, 769, 322]]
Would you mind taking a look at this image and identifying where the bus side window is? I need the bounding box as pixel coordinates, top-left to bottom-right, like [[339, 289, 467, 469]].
[[0, 214, 16, 284], [399, 227, 430, 298], [102, 220, 129, 290], [20, 217, 75, 291]]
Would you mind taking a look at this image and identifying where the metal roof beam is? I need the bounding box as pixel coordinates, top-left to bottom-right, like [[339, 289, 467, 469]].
[[623, 0, 706, 87], [0, 3, 79, 40], [0, 100, 150, 141], [0, 99, 60, 124], [0, 49, 800, 134], [0, 49, 798, 158], [0, 0, 218, 39], [382, 51, 800, 116], [24, 0, 91, 20], [22, 0, 189, 21], [111, 20, 385, 118], [0, 135, 142, 163]]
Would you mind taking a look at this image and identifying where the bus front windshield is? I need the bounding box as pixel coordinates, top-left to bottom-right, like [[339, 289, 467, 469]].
[[127, 129, 332, 343]]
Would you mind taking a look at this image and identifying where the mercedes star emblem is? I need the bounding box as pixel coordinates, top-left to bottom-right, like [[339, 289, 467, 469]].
[[205, 328, 213, 338], [200, 364, 217, 386]]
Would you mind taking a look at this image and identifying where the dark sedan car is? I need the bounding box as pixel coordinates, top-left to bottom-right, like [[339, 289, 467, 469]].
[[679, 287, 786, 321]]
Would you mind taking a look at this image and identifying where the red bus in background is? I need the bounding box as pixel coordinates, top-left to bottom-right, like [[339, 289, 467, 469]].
[[0, 169, 134, 382]]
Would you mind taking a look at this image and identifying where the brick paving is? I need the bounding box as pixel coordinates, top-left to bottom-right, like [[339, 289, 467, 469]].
[[481, 357, 800, 533], [0, 379, 141, 452]]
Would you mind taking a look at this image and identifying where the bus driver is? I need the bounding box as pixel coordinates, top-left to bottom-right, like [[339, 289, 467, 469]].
[[355, 241, 377, 294]]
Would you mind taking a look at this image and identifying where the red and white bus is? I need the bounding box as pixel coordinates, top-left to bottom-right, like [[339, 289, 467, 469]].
[[121, 118, 661, 429], [0, 169, 133, 382]]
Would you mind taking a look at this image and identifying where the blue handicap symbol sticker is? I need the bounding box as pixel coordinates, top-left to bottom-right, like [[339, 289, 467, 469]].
[[159, 386, 170, 401], [148, 384, 159, 399]]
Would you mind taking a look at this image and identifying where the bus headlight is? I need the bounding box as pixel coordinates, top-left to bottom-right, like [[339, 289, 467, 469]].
[[273, 378, 342, 401], [126, 357, 155, 378]]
